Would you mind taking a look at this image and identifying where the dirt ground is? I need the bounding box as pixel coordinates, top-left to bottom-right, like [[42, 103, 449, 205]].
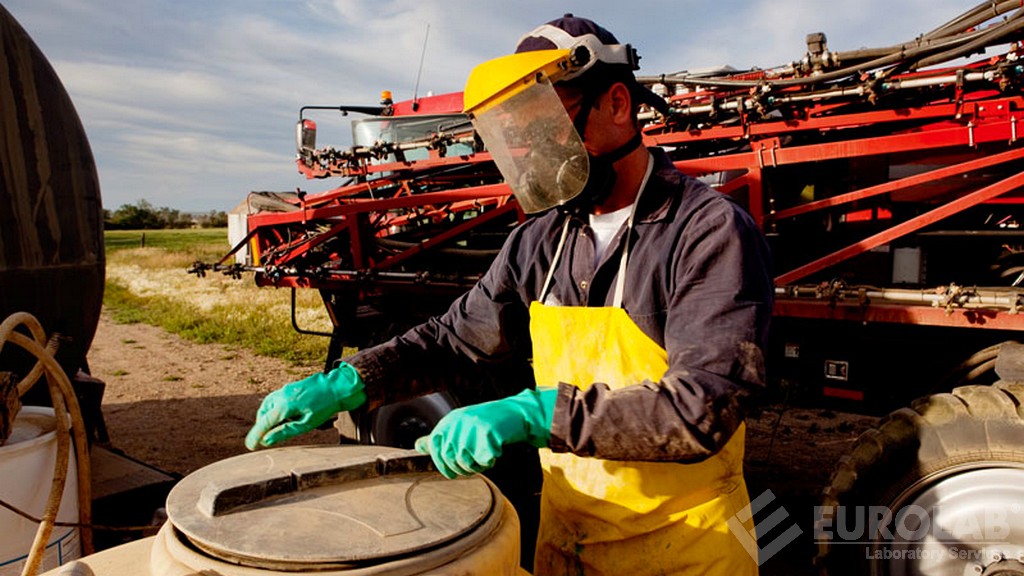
[[86, 311, 880, 574], [86, 312, 339, 476]]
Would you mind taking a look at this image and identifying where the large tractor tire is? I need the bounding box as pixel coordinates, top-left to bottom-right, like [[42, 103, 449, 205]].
[[816, 383, 1024, 576]]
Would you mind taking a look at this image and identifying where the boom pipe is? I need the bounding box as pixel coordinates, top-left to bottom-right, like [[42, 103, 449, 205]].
[[299, 154, 488, 182], [299, 135, 480, 179], [655, 79, 982, 121], [646, 96, 1024, 149], [381, 196, 511, 229], [773, 296, 1024, 330], [252, 195, 516, 270], [643, 9, 1024, 92], [674, 114, 1021, 175], [922, 0, 1024, 40], [247, 184, 512, 228], [777, 285, 1024, 311], [296, 157, 501, 206], [252, 266, 483, 289], [371, 201, 518, 271], [262, 220, 350, 268]]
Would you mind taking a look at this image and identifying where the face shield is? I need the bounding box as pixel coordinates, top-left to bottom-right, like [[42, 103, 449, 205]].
[[464, 50, 590, 214]]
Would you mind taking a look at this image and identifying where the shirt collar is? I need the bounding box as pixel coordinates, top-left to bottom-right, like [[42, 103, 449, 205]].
[[633, 147, 679, 224]]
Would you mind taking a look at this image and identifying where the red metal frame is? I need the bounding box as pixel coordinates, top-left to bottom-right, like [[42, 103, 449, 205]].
[[638, 80, 1024, 331], [208, 37, 1024, 333]]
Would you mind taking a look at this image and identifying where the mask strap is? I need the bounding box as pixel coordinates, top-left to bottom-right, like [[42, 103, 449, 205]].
[[602, 131, 642, 163]]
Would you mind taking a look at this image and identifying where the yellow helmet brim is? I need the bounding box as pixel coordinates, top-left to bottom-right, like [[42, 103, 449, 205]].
[[462, 49, 571, 115]]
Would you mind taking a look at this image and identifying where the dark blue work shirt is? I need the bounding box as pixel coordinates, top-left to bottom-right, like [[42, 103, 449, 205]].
[[349, 147, 774, 462]]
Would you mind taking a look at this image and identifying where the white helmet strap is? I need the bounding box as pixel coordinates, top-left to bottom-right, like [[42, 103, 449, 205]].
[[517, 24, 638, 81]]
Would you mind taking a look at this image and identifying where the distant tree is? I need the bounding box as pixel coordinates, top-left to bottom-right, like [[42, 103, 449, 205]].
[[107, 200, 163, 229], [197, 210, 228, 228], [104, 200, 204, 229], [156, 206, 192, 229]]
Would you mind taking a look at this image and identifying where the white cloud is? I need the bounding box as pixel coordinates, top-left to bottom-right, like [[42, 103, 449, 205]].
[[57, 61, 230, 109], [2, 0, 1001, 211]]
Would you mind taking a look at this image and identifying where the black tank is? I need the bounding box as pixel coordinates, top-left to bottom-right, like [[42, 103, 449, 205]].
[[0, 5, 104, 379]]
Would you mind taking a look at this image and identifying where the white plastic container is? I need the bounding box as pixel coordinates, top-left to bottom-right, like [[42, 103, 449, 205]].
[[40, 445, 531, 575], [0, 407, 81, 575]]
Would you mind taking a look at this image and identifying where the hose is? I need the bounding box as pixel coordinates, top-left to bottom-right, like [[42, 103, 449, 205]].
[[640, 2, 1024, 91], [921, 0, 1022, 41], [0, 312, 93, 576]]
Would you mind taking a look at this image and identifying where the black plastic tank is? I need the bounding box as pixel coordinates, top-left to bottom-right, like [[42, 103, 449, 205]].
[[0, 5, 104, 379]]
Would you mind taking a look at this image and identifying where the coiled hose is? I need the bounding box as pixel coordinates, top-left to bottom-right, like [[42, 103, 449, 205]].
[[0, 312, 93, 576]]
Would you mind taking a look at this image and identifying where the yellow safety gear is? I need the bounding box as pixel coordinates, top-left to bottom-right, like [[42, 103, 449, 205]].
[[529, 303, 756, 575], [462, 50, 591, 214], [463, 49, 572, 115], [527, 163, 757, 573]]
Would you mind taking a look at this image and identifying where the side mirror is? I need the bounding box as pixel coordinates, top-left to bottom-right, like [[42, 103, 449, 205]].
[[296, 119, 317, 154]]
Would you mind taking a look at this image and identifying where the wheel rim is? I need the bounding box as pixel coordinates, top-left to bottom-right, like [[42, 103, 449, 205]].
[[874, 465, 1024, 576], [360, 392, 457, 449]]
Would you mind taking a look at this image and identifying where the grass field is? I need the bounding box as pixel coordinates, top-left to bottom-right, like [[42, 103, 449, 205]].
[[103, 228, 332, 366], [105, 228, 230, 256]]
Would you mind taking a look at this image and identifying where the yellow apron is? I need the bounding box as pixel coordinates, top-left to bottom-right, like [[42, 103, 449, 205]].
[[529, 158, 757, 575]]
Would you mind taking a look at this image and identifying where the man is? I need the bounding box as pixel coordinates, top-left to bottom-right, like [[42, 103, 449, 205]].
[[246, 15, 773, 575]]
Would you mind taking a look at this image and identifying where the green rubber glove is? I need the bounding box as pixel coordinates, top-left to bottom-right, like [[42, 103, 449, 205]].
[[245, 362, 367, 450], [414, 387, 557, 479]]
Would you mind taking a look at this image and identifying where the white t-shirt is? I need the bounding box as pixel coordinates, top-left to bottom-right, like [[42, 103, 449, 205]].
[[588, 204, 634, 268]]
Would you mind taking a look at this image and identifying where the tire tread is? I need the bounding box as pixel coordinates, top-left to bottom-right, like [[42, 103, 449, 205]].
[[816, 383, 1024, 575]]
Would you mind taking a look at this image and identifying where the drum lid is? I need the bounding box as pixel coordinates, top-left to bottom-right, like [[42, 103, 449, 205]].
[[164, 445, 494, 570]]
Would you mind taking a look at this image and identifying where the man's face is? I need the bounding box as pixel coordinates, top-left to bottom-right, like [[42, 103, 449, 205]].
[[554, 86, 587, 139], [553, 84, 618, 157], [555, 87, 585, 119]]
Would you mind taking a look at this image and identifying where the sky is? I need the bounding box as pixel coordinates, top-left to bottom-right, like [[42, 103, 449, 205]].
[[5, 0, 975, 212]]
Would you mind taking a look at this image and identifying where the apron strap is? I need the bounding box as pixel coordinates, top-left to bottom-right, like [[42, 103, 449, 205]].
[[539, 153, 654, 308], [612, 155, 654, 308], [539, 217, 572, 304]]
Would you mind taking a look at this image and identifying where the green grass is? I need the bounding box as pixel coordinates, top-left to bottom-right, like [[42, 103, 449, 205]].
[[105, 228, 230, 260], [102, 228, 331, 367]]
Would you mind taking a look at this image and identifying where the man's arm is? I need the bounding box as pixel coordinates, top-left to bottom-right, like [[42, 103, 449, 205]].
[[346, 224, 537, 411]]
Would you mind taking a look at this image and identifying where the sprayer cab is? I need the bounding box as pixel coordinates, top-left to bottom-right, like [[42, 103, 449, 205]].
[[295, 91, 475, 181]]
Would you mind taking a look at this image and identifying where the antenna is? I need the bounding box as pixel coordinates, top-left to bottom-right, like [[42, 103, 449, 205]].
[[412, 24, 430, 111]]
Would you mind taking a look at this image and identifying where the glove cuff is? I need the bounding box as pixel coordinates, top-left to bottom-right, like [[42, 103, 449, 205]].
[[327, 362, 367, 412], [515, 387, 557, 448]]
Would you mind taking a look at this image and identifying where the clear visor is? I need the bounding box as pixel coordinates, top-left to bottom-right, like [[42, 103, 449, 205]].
[[470, 79, 589, 214]]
